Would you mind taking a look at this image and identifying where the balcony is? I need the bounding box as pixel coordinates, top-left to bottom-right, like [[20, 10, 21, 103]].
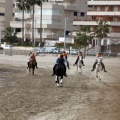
[[87, 11, 120, 16], [73, 20, 120, 26], [10, 21, 22, 28], [108, 32, 120, 38], [88, 1, 120, 5], [42, 24, 62, 29], [14, 13, 31, 19], [58, 3, 77, 10]]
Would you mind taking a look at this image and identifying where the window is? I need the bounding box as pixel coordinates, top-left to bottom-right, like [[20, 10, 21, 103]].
[[74, 12, 77, 16], [0, 13, 4, 16], [88, 5, 93, 7], [80, 12, 84, 16]]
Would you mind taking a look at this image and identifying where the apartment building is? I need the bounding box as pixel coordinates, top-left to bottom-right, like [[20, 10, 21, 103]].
[[73, 0, 120, 53], [0, 0, 15, 40], [10, 0, 82, 44]]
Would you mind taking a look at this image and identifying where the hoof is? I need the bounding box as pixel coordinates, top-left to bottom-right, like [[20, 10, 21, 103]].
[[60, 83, 63, 87]]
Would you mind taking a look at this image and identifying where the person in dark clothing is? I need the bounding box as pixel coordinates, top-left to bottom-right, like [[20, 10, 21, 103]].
[[63, 51, 70, 69], [73, 52, 85, 66], [52, 54, 67, 77]]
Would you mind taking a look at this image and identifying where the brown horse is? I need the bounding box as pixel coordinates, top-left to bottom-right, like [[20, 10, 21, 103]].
[[28, 60, 36, 75]]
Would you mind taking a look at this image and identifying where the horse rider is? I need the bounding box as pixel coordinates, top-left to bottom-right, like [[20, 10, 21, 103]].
[[91, 53, 107, 72], [63, 51, 70, 69], [27, 52, 38, 69], [52, 54, 67, 77], [73, 52, 85, 66]]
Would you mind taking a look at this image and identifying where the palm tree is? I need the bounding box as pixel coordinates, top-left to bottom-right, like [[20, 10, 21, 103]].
[[27, 0, 48, 46], [28, 0, 41, 46], [3, 27, 18, 55], [16, 0, 30, 44], [94, 19, 110, 52], [74, 26, 93, 57]]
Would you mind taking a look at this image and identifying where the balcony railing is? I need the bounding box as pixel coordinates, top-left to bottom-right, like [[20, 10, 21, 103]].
[[73, 20, 120, 26]]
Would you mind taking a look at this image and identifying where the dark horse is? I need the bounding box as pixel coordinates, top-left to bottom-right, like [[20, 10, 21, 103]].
[[28, 60, 36, 75], [55, 62, 64, 87]]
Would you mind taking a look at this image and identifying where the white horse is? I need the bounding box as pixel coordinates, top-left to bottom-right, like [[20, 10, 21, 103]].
[[55, 76, 63, 87], [77, 56, 82, 74], [95, 58, 102, 82]]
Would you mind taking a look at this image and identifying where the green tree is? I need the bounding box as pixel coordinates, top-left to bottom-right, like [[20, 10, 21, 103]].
[[16, 0, 31, 44], [94, 19, 110, 52], [74, 26, 93, 57], [4, 27, 17, 45], [3, 27, 18, 56]]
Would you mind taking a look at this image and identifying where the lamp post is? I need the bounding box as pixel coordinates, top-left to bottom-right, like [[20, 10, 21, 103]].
[[40, 1, 43, 48], [34, 17, 38, 47], [52, 33, 54, 41], [0, 16, 2, 46], [64, 18, 68, 51]]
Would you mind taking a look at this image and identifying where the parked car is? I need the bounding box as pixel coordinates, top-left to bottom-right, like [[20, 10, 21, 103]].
[[52, 48, 60, 54], [66, 49, 79, 55]]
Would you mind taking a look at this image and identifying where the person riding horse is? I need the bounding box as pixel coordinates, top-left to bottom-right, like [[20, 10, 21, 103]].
[[27, 52, 38, 69], [73, 52, 85, 66], [52, 54, 67, 77], [63, 51, 70, 69], [91, 53, 107, 72]]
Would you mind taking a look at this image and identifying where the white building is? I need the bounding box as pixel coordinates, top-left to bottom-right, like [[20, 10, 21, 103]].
[[10, 0, 81, 44], [73, 0, 120, 53]]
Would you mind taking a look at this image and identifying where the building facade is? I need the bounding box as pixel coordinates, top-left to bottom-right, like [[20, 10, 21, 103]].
[[10, 0, 81, 44], [0, 0, 15, 41], [73, 0, 120, 53]]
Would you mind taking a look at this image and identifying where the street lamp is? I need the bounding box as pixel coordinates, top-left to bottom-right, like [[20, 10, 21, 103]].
[[52, 33, 54, 41], [34, 17, 39, 47], [64, 18, 68, 51], [0, 16, 2, 46]]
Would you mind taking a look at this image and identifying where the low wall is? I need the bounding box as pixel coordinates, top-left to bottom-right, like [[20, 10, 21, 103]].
[[0, 49, 36, 56]]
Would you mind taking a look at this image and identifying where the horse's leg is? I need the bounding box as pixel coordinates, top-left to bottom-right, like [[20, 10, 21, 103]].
[[29, 68, 31, 75], [56, 76, 59, 87], [95, 69, 100, 82], [32, 68, 34, 76], [77, 65, 79, 73], [55, 76, 57, 83], [98, 71, 101, 80], [60, 76, 63, 87], [80, 66, 82, 74]]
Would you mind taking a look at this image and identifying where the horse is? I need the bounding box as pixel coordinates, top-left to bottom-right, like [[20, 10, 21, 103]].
[[55, 63, 64, 87], [95, 58, 102, 82], [28, 60, 36, 75], [76, 56, 82, 74]]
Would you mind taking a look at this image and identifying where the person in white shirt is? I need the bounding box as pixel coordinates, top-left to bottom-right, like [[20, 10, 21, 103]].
[[91, 53, 107, 72]]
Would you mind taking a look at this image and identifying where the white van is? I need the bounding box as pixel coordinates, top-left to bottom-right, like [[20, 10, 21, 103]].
[[40, 47, 59, 53]]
